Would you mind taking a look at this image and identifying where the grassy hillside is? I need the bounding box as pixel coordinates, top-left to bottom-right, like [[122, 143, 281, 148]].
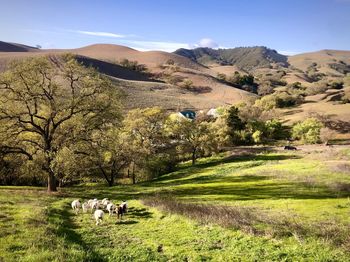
[[1, 146, 350, 261]]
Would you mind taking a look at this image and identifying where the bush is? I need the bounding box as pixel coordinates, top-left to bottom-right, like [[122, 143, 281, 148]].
[[255, 92, 304, 110], [292, 118, 324, 144], [180, 79, 193, 89], [320, 127, 336, 145], [167, 75, 184, 85], [257, 84, 274, 95], [330, 81, 343, 89], [217, 73, 227, 82], [252, 130, 262, 143], [166, 59, 175, 65], [119, 58, 148, 72]]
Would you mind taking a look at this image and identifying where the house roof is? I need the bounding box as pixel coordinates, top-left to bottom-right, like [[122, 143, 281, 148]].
[[179, 110, 196, 120]]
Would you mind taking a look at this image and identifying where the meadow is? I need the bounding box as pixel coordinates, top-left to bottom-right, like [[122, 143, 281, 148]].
[[1, 146, 350, 261]]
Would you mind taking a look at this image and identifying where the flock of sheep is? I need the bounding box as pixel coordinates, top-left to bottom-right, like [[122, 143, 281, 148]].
[[71, 198, 128, 225]]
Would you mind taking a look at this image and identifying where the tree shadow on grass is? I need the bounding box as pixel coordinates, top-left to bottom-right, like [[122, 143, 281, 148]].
[[127, 207, 153, 219], [115, 220, 138, 225], [47, 204, 108, 262], [168, 179, 350, 201], [152, 153, 300, 185]]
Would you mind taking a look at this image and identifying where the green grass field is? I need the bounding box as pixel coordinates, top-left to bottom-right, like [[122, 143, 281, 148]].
[[1, 147, 350, 261]]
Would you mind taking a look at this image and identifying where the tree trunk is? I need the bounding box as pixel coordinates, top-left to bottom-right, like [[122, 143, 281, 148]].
[[47, 170, 57, 192], [108, 174, 114, 187], [192, 149, 196, 165], [132, 162, 136, 184]]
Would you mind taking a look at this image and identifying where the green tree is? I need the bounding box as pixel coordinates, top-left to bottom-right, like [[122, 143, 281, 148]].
[[123, 107, 169, 183], [167, 117, 218, 165], [0, 55, 121, 191], [292, 118, 324, 144]]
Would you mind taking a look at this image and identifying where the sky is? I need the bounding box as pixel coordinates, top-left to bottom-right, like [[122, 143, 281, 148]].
[[1, 0, 350, 55]]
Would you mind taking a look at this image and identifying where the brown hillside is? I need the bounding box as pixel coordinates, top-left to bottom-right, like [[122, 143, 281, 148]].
[[0, 43, 253, 110], [288, 49, 350, 75]]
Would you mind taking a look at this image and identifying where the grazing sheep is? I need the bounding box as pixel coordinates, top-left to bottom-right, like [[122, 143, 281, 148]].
[[106, 203, 116, 216], [101, 199, 111, 208], [71, 200, 81, 214], [117, 201, 128, 219], [88, 198, 97, 205], [82, 202, 90, 213], [94, 209, 104, 225], [91, 200, 100, 211], [101, 198, 109, 204]]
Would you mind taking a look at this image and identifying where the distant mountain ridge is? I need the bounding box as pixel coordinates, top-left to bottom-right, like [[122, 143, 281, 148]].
[[174, 46, 288, 70]]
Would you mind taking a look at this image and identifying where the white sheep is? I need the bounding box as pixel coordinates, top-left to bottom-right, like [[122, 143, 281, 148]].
[[94, 209, 104, 225], [101, 198, 111, 208], [91, 200, 100, 211], [82, 202, 90, 213], [106, 203, 116, 216], [71, 199, 81, 214]]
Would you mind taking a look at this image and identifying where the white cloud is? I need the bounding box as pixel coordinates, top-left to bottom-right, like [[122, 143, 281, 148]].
[[75, 30, 127, 38], [122, 40, 190, 52], [278, 50, 299, 56], [189, 38, 220, 49], [198, 38, 219, 48]]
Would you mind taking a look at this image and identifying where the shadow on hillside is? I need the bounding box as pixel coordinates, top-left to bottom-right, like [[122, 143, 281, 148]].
[[76, 56, 164, 83], [47, 204, 107, 262], [282, 109, 304, 116], [325, 120, 350, 134], [153, 153, 300, 185]]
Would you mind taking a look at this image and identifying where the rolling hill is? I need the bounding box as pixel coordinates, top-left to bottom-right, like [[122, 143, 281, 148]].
[[0, 41, 349, 126], [0, 42, 254, 110], [0, 41, 40, 52]]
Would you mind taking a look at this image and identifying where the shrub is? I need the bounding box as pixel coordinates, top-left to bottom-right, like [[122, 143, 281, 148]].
[[320, 127, 336, 145], [257, 84, 274, 95], [255, 92, 304, 110], [277, 92, 305, 107], [330, 81, 343, 89], [119, 58, 148, 72], [252, 130, 262, 143], [217, 73, 227, 82], [265, 119, 289, 140], [167, 75, 184, 85], [165, 59, 175, 65], [292, 118, 324, 144], [180, 79, 193, 89], [288, 82, 304, 90]]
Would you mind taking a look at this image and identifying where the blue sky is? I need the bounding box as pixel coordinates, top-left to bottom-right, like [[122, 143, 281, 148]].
[[1, 0, 349, 54]]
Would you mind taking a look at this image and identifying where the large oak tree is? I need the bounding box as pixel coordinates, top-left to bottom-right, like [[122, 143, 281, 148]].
[[0, 55, 121, 191]]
